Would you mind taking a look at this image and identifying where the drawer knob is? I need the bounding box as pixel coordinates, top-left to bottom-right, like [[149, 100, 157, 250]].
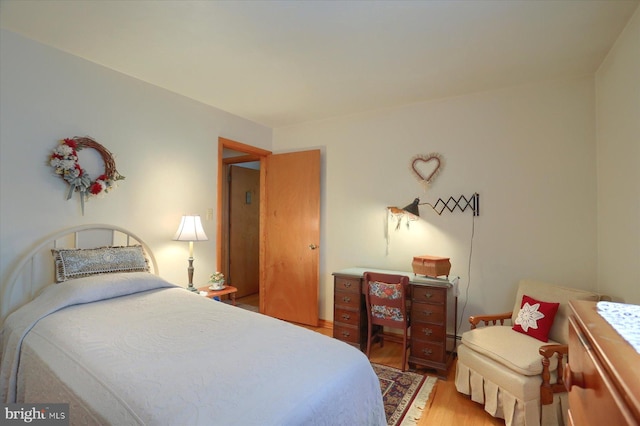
[[424, 292, 433, 299], [341, 313, 351, 320], [422, 348, 433, 356], [564, 364, 585, 390], [341, 330, 351, 337], [422, 328, 433, 336], [343, 282, 351, 288], [342, 296, 351, 303], [422, 310, 432, 316]]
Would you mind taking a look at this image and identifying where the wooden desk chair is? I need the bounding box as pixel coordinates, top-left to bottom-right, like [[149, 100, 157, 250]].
[[364, 271, 411, 371]]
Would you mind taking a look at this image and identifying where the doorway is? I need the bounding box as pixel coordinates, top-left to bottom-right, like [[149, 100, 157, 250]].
[[227, 164, 259, 298], [217, 138, 271, 305], [217, 137, 321, 325]]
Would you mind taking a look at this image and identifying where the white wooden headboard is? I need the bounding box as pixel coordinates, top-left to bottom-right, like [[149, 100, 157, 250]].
[[1, 224, 158, 324]]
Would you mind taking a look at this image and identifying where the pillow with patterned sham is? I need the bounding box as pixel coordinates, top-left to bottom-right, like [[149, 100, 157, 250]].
[[52, 245, 149, 283]]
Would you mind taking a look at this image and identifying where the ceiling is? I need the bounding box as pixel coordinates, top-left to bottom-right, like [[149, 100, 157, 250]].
[[1, 0, 638, 128]]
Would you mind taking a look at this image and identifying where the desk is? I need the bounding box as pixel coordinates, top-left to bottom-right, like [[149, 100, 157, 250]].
[[332, 267, 458, 378]]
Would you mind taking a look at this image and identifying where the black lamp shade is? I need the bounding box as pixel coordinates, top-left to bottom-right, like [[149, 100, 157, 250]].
[[403, 198, 421, 216]]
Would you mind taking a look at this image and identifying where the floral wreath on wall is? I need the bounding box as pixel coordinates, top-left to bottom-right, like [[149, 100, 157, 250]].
[[49, 136, 125, 214]]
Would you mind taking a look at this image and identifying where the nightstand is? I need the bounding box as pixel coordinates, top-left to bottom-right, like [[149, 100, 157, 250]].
[[197, 285, 238, 305]]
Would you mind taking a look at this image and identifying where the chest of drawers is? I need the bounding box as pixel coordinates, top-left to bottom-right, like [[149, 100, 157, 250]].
[[566, 300, 640, 425]]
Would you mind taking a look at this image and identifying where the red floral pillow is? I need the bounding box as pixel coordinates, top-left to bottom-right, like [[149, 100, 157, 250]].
[[512, 295, 560, 342]]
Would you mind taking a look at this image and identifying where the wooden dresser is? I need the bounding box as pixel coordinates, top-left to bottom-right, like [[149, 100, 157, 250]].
[[332, 268, 457, 378], [566, 300, 640, 425]]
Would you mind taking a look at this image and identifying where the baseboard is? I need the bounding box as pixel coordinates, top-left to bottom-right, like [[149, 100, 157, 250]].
[[318, 319, 333, 330]]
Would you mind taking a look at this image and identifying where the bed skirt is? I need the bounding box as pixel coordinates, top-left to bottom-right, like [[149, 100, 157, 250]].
[[455, 360, 567, 426]]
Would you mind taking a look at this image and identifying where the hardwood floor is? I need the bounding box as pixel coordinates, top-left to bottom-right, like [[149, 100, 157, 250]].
[[237, 294, 504, 426], [357, 338, 504, 426]]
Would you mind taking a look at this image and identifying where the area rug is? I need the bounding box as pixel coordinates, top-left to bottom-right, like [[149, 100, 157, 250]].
[[372, 363, 437, 426]]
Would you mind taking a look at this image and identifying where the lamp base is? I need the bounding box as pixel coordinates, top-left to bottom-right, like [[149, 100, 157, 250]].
[[186, 257, 197, 292]]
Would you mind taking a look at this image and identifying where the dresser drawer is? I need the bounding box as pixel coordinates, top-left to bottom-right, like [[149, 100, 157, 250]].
[[567, 316, 637, 425], [334, 307, 360, 327], [335, 291, 360, 310], [412, 323, 446, 342], [412, 286, 446, 304], [411, 340, 446, 363], [333, 324, 360, 344], [335, 277, 360, 294], [411, 302, 445, 324]]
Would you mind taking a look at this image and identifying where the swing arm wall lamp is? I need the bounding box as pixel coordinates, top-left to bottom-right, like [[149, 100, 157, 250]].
[[401, 193, 480, 217]]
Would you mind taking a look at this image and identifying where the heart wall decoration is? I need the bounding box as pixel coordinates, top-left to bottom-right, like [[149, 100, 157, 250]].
[[410, 153, 443, 188]]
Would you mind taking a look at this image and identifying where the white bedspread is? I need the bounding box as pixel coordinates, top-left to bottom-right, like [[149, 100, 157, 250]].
[[1, 273, 385, 425]]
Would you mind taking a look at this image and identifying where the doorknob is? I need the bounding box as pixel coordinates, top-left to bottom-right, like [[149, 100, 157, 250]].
[[308, 244, 319, 250]]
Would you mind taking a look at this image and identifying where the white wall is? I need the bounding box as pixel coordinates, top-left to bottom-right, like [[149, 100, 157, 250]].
[[596, 8, 640, 304], [0, 30, 272, 292], [274, 77, 598, 325], [6, 20, 635, 328]]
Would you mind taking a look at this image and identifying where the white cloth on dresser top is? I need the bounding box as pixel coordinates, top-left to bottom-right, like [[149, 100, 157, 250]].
[[597, 301, 640, 353]]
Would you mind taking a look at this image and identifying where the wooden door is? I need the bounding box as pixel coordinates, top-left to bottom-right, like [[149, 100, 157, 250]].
[[229, 165, 260, 298], [262, 150, 321, 326]]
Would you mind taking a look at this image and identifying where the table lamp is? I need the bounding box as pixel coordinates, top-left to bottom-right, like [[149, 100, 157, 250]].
[[173, 215, 208, 292]]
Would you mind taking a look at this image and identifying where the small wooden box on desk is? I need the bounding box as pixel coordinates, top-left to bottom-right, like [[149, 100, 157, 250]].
[[412, 255, 451, 278], [332, 267, 458, 379]]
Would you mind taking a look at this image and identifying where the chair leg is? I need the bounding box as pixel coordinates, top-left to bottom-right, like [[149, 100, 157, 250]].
[[371, 325, 384, 348], [366, 324, 372, 358], [401, 333, 408, 372]]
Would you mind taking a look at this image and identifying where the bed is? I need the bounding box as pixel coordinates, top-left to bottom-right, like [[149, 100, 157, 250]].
[[1, 224, 385, 425]]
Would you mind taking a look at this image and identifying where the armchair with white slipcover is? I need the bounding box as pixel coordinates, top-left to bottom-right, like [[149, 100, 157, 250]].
[[455, 280, 602, 426]]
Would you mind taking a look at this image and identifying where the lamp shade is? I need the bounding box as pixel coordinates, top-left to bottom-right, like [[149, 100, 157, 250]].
[[173, 215, 208, 241], [402, 198, 421, 217]]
